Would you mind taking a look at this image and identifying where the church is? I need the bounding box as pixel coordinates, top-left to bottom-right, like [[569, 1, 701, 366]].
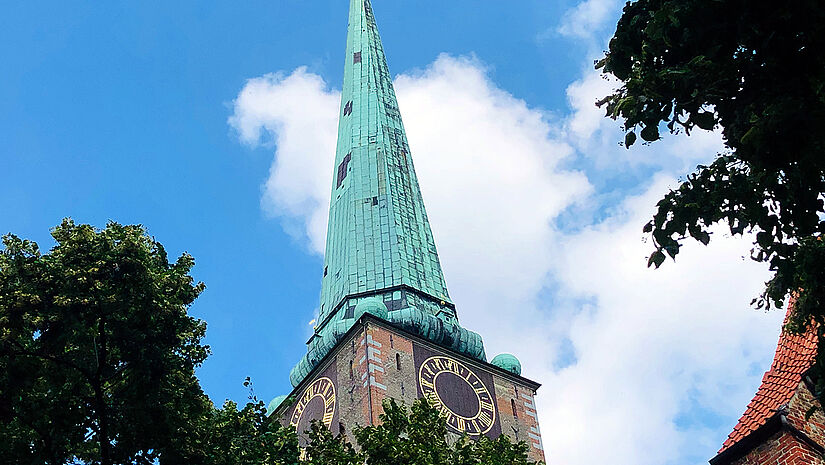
[[267, 0, 546, 462]]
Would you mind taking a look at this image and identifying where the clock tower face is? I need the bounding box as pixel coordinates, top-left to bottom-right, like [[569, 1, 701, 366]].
[[290, 376, 336, 433], [418, 355, 498, 436]]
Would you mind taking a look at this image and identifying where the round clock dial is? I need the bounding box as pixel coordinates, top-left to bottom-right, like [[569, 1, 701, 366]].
[[418, 356, 496, 435], [290, 377, 336, 432]]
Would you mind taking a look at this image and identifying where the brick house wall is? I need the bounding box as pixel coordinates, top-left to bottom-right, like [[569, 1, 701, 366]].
[[786, 380, 825, 448], [730, 430, 823, 465]]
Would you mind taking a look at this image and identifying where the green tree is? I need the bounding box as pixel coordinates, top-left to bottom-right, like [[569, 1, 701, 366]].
[[0, 220, 538, 464], [597, 1, 825, 389], [205, 398, 301, 465], [199, 377, 302, 465], [355, 398, 453, 465], [352, 398, 538, 465], [0, 219, 212, 464], [302, 421, 361, 465]]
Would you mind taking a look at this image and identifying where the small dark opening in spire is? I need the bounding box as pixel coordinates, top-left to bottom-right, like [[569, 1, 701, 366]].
[[343, 101, 353, 116], [336, 152, 352, 188], [353, 51, 361, 64]]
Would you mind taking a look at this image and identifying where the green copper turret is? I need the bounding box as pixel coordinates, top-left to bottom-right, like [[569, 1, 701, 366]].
[[290, 0, 485, 387]]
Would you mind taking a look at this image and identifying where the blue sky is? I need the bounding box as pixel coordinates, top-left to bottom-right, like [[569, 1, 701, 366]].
[[1, 2, 787, 464]]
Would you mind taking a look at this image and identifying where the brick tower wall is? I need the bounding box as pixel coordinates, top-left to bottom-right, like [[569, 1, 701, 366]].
[[276, 317, 546, 463], [727, 430, 823, 465]]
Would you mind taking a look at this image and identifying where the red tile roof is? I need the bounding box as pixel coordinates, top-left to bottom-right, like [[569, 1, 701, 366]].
[[719, 301, 818, 453]]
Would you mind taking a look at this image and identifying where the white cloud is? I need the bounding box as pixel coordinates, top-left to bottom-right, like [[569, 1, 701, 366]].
[[542, 177, 782, 464], [392, 55, 590, 352], [565, 68, 619, 145], [230, 53, 784, 465], [229, 67, 340, 252], [557, 0, 622, 42], [564, 67, 725, 173]]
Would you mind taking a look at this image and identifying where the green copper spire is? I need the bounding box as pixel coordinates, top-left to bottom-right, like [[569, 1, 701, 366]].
[[319, 0, 452, 328], [289, 0, 484, 387]]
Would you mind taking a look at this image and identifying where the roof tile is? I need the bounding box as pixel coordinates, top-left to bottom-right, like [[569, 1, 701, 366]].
[[718, 300, 817, 453]]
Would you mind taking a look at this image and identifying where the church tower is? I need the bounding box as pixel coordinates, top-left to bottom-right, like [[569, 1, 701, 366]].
[[271, 1, 546, 461]]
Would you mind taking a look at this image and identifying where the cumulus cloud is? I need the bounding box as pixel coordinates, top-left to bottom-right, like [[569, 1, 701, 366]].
[[542, 177, 782, 464], [391, 55, 590, 356], [229, 67, 340, 251], [564, 67, 726, 174], [230, 53, 783, 465], [557, 0, 622, 45]]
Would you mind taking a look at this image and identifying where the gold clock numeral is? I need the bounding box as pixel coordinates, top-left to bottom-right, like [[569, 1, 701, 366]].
[[444, 359, 456, 373], [467, 419, 479, 432], [438, 403, 450, 416], [418, 356, 496, 435], [423, 365, 436, 378], [291, 377, 337, 431], [479, 411, 492, 425]]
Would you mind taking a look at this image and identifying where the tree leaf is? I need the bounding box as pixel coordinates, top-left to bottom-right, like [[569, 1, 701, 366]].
[[692, 111, 715, 130], [648, 250, 666, 268], [640, 124, 660, 142], [596, 0, 825, 406], [625, 131, 638, 147]]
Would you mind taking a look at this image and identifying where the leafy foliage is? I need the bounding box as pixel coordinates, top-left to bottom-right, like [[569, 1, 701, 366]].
[[353, 399, 538, 465], [0, 219, 211, 464], [210, 396, 538, 465], [302, 420, 361, 465], [0, 221, 538, 465], [597, 0, 825, 391], [204, 397, 300, 465], [355, 398, 452, 465]]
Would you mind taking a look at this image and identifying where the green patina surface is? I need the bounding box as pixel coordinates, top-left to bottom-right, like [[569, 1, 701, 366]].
[[319, 0, 452, 325], [490, 353, 522, 376], [288, 0, 486, 387]]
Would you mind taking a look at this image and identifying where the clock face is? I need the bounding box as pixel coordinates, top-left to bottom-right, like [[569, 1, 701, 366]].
[[290, 377, 336, 432], [418, 355, 496, 435]]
